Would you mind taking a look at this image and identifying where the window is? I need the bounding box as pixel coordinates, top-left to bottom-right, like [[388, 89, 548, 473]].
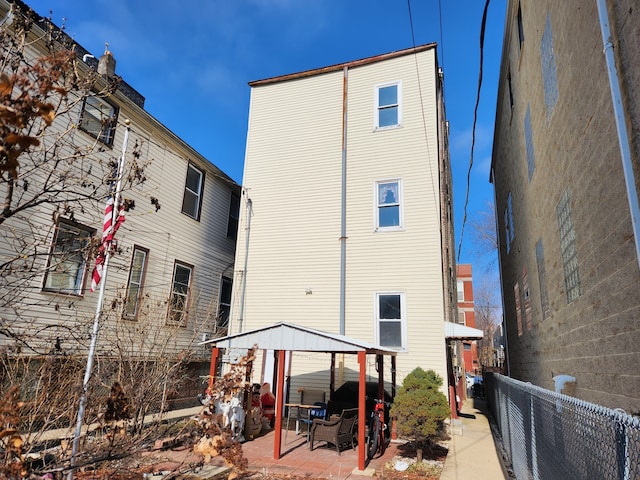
[[375, 293, 406, 349], [182, 163, 204, 220], [168, 261, 193, 326], [514, 282, 523, 337], [376, 180, 402, 230], [458, 311, 466, 324], [556, 189, 581, 302], [375, 82, 401, 129], [43, 220, 93, 295], [517, 3, 525, 50], [123, 246, 148, 319], [79, 95, 118, 146], [524, 104, 535, 181], [535, 239, 550, 320], [540, 11, 558, 117], [227, 191, 240, 240], [217, 276, 233, 330], [504, 192, 515, 253], [463, 343, 472, 351], [457, 280, 464, 302]]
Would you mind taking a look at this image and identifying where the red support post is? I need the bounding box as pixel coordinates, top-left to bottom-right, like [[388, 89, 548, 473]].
[[273, 349, 286, 459]]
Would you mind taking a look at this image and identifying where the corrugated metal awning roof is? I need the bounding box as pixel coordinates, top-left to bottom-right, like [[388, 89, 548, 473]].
[[201, 322, 397, 355], [445, 321, 484, 340]]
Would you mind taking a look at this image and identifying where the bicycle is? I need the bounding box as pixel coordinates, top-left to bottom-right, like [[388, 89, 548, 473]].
[[367, 397, 390, 459]]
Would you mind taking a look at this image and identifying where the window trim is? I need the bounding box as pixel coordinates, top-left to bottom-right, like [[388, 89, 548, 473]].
[[374, 292, 407, 351], [374, 81, 402, 130], [123, 245, 149, 320], [42, 218, 94, 296], [167, 260, 194, 326], [181, 163, 205, 221], [79, 94, 118, 147], [374, 179, 404, 231]]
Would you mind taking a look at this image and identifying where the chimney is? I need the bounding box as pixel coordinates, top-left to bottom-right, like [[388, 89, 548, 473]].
[[97, 43, 116, 79]]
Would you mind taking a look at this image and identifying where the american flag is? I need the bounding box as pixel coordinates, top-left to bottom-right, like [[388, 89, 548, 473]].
[[90, 195, 125, 293]]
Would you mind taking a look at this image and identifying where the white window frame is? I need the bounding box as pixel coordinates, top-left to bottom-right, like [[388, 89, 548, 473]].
[[79, 94, 118, 146], [374, 81, 402, 130], [374, 292, 407, 351], [123, 245, 148, 319], [182, 163, 204, 220], [167, 260, 193, 326], [42, 219, 93, 295], [457, 280, 465, 302], [374, 179, 403, 231]]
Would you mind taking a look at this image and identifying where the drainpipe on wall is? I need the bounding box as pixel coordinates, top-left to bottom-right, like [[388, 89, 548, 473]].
[[596, 0, 640, 271], [238, 194, 253, 334], [339, 66, 348, 336]]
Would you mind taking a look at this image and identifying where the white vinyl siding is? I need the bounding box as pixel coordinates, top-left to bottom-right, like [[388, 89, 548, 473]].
[[236, 47, 448, 386], [1, 30, 239, 357]]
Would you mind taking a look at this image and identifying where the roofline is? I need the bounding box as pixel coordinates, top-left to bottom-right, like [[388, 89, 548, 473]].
[[248, 43, 438, 87]]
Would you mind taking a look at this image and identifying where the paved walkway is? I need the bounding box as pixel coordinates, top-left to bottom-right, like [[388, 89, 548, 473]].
[[441, 397, 508, 480]]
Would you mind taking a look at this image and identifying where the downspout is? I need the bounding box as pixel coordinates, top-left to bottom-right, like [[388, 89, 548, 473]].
[[238, 194, 253, 333], [339, 66, 348, 335], [596, 0, 640, 270]]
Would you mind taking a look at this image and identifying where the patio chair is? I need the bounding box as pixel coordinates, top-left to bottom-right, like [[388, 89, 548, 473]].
[[299, 401, 327, 441], [309, 407, 358, 454]]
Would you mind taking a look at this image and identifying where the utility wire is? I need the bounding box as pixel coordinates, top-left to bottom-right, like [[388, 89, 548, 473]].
[[406, 0, 438, 210], [438, 0, 445, 69], [457, 0, 491, 262]]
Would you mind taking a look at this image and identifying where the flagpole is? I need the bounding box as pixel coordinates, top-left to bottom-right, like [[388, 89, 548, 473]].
[[68, 120, 130, 479]]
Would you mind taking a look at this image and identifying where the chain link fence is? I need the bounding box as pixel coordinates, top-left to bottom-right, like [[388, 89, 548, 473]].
[[485, 372, 640, 480]]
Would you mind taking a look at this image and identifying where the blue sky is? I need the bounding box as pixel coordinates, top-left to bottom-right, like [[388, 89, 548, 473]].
[[25, 0, 506, 274]]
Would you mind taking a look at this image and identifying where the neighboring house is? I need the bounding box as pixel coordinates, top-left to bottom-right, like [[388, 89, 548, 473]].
[[456, 264, 479, 375], [491, 0, 640, 413], [0, 0, 240, 394], [228, 44, 457, 402]]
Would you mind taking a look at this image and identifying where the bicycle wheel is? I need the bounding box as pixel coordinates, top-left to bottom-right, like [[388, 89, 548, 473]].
[[367, 416, 380, 459]]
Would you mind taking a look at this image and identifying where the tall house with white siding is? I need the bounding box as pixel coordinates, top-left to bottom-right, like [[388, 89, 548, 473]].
[[230, 44, 457, 397], [0, 0, 240, 398], [491, 0, 640, 413]]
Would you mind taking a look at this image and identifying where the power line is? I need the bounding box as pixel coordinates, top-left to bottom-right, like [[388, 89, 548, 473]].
[[457, 0, 491, 263], [438, 0, 446, 69], [406, 0, 438, 210]]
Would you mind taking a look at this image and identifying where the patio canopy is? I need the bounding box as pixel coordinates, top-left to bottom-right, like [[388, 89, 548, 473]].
[[201, 321, 398, 355], [444, 321, 484, 340], [201, 322, 397, 471]]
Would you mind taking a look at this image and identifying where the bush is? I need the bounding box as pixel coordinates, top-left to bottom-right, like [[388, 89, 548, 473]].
[[390, 367, 450, 450]]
